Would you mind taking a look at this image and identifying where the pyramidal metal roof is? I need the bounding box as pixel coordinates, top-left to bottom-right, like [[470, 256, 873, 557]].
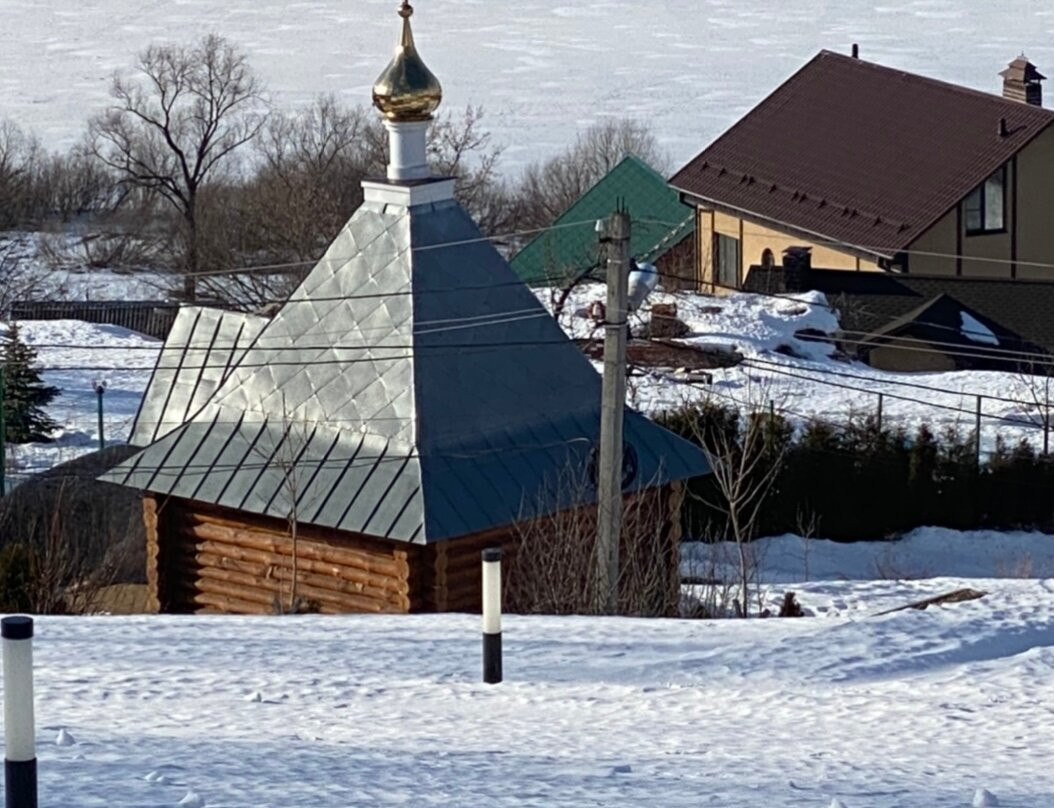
[[103, 188, 709, 544], [511, 155, 695, 286]]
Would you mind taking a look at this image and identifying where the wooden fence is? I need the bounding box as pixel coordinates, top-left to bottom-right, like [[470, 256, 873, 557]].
[[7, 301, 181, 340]]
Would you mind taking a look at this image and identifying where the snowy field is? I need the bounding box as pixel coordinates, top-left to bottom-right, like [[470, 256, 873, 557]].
[[3, 1, 1054, 172], [25, 574, 1054, 807], [688, 527, 1054, 583], [3, 319, 159, 481]]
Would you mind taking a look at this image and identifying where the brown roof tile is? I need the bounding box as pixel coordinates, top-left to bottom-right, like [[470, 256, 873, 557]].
[[671, 50, 1054, 258]]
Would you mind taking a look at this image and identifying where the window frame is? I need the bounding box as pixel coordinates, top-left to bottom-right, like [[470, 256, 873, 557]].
[[964, 166, 1008, 236]]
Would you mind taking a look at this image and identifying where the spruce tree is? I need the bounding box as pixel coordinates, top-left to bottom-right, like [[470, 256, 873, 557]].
[[1, 324, 59, 443]]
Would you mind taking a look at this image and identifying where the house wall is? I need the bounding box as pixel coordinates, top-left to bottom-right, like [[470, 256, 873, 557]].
[[655, 233, 697, 291], [694, 205, 879, 290], [909, 190, 1013, 278], [1015, 125, 1054, 281], [908, 125, 1054, 279], [867, 342, 957, 373]]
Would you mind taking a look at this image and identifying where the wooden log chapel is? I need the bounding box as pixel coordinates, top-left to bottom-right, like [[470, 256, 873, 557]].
[[102, 2, 708, 614]]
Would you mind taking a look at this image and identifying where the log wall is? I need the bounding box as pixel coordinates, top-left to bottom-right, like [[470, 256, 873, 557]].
[[148, 498, 419, 614], [145, 483, 685, 616]]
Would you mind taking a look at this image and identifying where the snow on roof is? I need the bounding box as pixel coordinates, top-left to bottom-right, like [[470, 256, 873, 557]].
[[960, 311, 1000, 346]]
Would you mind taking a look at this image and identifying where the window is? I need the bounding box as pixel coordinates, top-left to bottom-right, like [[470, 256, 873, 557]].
[[964, 167, 1006, 234]]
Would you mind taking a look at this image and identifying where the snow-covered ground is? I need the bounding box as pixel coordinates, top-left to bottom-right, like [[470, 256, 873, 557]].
[[25, 573, 1054, 806], [3, 319, 159, 483], [686, 527, 1054, 584], [548, 283, 1054, 459], [1, 232, 175, 301], [4, 1, 1054, 172]]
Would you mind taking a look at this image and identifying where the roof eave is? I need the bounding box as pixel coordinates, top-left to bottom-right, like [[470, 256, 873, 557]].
[[678, 190, 897, 264]]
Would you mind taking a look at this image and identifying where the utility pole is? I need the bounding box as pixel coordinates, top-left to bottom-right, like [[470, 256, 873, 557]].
[[0, 367, 5, 497], [93, 380, 108, 451], [596, 206, 631, 614]]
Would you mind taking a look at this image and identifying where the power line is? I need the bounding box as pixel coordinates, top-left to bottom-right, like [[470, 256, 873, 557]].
[[743, 355, 1050, 412], [737, 359, 1044, 431], [133, 216, 605, 280]]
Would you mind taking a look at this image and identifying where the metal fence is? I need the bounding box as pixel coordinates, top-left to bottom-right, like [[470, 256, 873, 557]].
[[7, 301, 181, 340]]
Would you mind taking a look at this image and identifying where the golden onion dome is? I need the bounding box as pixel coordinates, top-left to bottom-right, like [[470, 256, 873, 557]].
[[372, 2, 443, 122]]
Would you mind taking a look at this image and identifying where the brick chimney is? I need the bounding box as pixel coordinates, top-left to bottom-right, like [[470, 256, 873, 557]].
[[1000, 55, 1045, 106]]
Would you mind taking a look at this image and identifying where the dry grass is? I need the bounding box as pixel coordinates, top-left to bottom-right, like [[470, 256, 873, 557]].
[[95, 583, 151, 614]]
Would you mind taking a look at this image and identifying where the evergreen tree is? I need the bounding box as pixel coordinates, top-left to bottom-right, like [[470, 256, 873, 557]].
[[1, 324, 59, 444]]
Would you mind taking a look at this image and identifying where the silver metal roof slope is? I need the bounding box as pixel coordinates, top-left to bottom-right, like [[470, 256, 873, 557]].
[[129, 307, 268, 446], [104, 193, 709, 544]]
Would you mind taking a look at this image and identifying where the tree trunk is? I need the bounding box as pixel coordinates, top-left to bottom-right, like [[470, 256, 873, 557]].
[[183, 204, 198, 302]]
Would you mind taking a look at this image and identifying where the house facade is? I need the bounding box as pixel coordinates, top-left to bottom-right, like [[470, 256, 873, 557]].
[[671, 50, 1054, 289]]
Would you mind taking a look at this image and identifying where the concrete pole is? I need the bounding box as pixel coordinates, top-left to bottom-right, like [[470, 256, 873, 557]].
[[93, 381, 107, 451], [0, 367, 6, 497], [3, 616, 36, 808], [481, 548, 502, 684], [596, 209, 631, 614], [975, 395, 983, 466]]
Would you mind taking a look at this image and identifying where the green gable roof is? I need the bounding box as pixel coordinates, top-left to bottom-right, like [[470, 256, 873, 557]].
[[510, 155, 695, 286]]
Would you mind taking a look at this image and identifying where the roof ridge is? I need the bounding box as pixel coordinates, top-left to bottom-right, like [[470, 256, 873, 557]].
[[818, 49, 1054, 119]]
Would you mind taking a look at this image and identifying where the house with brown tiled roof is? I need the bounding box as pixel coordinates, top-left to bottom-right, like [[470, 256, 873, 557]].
[[671, 49, 1054, 291]]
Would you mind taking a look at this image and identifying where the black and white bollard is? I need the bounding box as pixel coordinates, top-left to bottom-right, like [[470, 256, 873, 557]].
[[481, 548, 502, 684], [2, 616, 36, 808]]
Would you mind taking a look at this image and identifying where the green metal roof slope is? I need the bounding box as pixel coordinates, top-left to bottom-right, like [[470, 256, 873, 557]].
[[510, 154, 695, 286]]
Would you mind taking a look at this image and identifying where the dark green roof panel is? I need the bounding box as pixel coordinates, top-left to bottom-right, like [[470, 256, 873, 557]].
[[510, 155, 695, 285]]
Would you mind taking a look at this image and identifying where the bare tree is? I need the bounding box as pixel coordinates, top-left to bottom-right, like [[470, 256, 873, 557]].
[[0, 121, 46, 228], [0, 478, 124, 615], [0, 241, 49, 316], [190, 101, 513, 310], [250, 96, 369, 262], [39, 146, 124, 222], [246, 404, 324, 614], [1016, 360, 1054, 456], [89, 34, 267, 301], [507, 465, 682, 616], [679, 390, 789, 617], [516, 118, 668, 235], [427, 106, 515, 236]]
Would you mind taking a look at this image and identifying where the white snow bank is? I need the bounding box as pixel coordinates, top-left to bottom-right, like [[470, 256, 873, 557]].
[[685, 527, 1054, 585]]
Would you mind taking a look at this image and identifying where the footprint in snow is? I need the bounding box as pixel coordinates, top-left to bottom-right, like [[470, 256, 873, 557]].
[[55, 729, 76, 747], [178, 790, 205, 807], [144, 770, 170, 784]]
